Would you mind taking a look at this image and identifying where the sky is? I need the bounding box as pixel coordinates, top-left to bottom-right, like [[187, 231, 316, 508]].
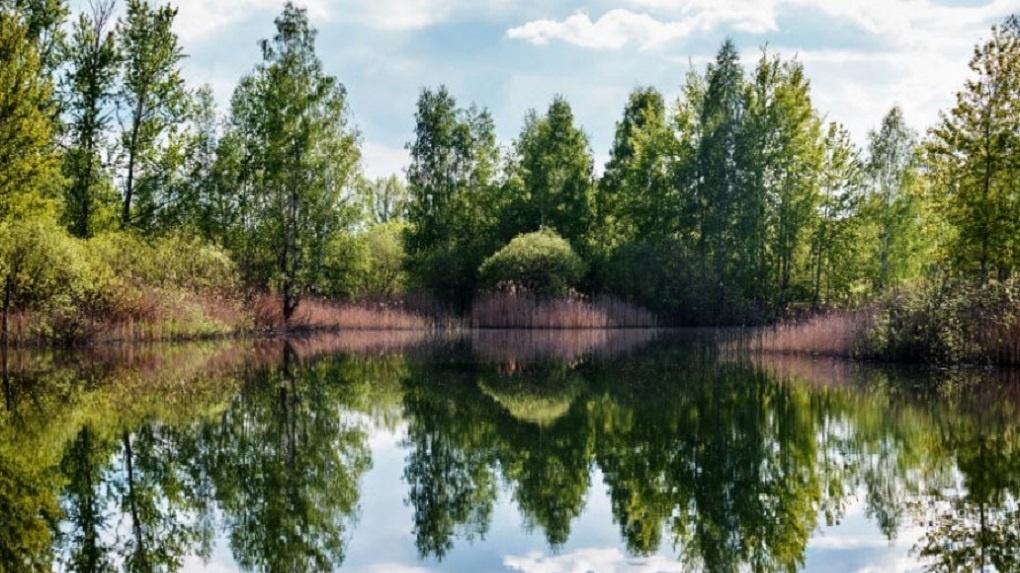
[[75, 0, 1020, 178]]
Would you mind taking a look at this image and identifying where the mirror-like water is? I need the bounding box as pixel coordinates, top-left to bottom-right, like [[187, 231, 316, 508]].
[[2, 330, 1019, 573]]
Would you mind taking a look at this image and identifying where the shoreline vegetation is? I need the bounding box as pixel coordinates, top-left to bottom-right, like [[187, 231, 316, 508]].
[[3, 3, 1020, 369]]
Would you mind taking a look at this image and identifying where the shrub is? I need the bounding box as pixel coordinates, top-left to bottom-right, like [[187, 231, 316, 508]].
[[478, 229, 585, 298], [1, 220, 244, 344], [859, 277, 1020, 365], [0, 214, 92, 340], [320, 223, 408, 301]]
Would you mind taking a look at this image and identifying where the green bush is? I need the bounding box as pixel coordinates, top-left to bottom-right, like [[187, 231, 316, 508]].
[[478, 229, 586, 298], [1, 215, 243, 344], [320, 223, 407, 300], [0, 214, 91, 317], [858, 278, 1020, 365]]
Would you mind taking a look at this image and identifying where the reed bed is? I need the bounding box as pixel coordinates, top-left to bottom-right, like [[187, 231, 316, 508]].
[[469, 292, 656, 329], [252, 295, 432, 332], [746, 310, 872, 358]]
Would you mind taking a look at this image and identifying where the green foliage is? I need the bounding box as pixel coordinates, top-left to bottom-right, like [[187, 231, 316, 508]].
[[478, 229, 586, 298], [115, 0, 188, 230], [404, 86, 502, 305], [61, 0, 119, 238], [224, 2, 360, 323], [0, 12, 62, 222], [506, 96, 595, 247], [0, 0, 68, 72], [358, 175, 408, 224], [809, 122, 869, 308], [600, 87, 675, 248], [0, 214, 90, 336], [927, 16, 1020, 280], [864, 106, 927, 291], [859, 278, 1020, 365], [320, 223, 407, 300], [0, 208, 241, 344], [602, 239, 721, 324]]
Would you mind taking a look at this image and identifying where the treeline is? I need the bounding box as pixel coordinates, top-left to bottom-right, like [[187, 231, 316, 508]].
[[405, 20, 1019, 324], [2, 0, 1020, 338]]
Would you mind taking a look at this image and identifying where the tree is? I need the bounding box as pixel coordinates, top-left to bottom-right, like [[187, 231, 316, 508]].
[[153, 84, 220, 234], [61, 0, 119, 238], [227, 2, 360, 326], [0, 0, 68, 73], [810, 122, 865, 308], [696, 40, 745, 300], [508, 96, 595, 247], [404, 86, 501, 304], [600, 87, 675, 248], [116, 0, 188, 229], [0, 12, 61, 222], [358, 175, 408, 224], [928, 16, 1020, 280], [866, 106, 924, 291]]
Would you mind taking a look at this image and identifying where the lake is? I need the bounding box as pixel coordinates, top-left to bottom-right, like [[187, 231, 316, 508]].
[[2, 330, 1018, 573]]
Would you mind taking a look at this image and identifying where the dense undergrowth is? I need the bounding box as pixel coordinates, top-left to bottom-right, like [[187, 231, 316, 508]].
[[753, 277, 1020, 366]]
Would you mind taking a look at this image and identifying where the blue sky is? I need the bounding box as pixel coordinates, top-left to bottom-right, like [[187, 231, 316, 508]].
[[79, 0, 1020, 178]]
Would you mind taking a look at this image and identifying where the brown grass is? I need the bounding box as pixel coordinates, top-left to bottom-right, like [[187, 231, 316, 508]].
[[252, 295, 432, 333], [745, 309, 873, 358], [469, 293, 656, 329]]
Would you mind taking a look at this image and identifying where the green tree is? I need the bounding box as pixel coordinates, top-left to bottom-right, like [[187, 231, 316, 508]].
[[600, 87, 675, 247], [153, 84, 220, 233], [404, 86, 501, 305], [928, 16, 1020, 280], [0, 12, 61, 222], [227, 2, 360, 325], [359, 175, 408, 224], [508, 96, 595, 248], [810, 122, 866, 308], [865, 106, 925, 291], [696, 40, 745, 306], [61, 0, 119, 238], [0, 0, 67, 73], [116, 0, 188, 230], [740, 51, 824, 309]]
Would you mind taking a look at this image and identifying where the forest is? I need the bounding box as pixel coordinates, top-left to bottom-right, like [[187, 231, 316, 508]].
[[2, 1, 1020, 361]]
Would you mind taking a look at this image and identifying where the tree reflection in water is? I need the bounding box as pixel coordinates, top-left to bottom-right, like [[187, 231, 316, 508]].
[[1, 331, 1020, 572]]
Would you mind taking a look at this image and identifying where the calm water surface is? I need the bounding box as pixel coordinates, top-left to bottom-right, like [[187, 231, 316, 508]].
[[2, 330, 1019, 573]]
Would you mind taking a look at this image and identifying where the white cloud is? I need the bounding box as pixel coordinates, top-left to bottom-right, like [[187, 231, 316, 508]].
[[506, 10, 703, 50], [170, 0, 497, 41], [357, 564, 435, 573], [504, 548, 686, 573], [506, 0, 1019, 52], [172, 0, 331, 41], [629, 0, 779, 33]]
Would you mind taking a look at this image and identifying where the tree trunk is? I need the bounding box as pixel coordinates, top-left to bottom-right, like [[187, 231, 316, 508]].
[[123, 431, 149, 570], [2, 342, 10, 413], [2, 274, 11, 352], [122, 97, 145, 227]]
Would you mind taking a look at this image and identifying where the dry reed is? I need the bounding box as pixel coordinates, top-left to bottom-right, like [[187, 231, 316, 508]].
[[746, 310, 873, 358], [252, 295, 431, 333]]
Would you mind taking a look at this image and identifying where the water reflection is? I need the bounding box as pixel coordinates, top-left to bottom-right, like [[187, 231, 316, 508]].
[[1, 331, 1020, 572]]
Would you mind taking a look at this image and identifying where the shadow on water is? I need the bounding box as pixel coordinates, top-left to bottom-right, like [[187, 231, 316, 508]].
[[1, 330, 1019, 572]]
